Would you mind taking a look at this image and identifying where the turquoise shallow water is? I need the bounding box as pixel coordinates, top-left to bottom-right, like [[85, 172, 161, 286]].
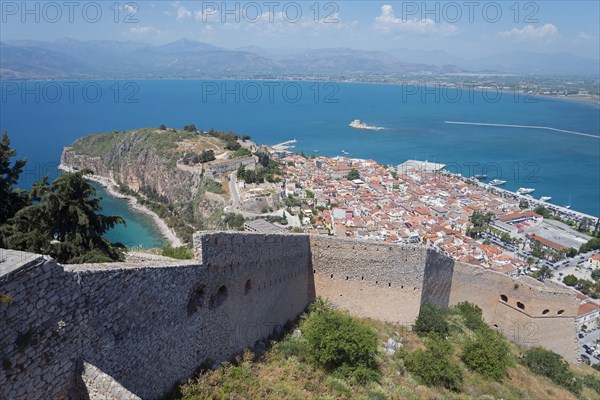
[[90, 183, 166, 249], [2, 80, 599, 246]]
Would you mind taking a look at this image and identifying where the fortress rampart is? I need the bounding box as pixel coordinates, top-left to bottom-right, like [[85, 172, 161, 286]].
[[0, 232, 579, 399]]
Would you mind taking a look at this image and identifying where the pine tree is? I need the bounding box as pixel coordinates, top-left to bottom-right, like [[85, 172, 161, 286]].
[[2, 170, 126, 263], [0, 131, 28, 224]]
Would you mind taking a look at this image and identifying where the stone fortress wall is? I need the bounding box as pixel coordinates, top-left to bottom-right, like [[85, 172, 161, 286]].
[[0, 232, 579, 399], [1, 233, 314, 400], [309, 235, 579, 362]]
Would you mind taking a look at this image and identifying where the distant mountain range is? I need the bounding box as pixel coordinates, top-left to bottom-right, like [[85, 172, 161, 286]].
[[1, 38, 598, 80]]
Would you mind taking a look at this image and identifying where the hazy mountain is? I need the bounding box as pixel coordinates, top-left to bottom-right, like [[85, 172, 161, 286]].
[[1, 38, 597, 80], [460, 51, 600, 75], [387, 48, 599, 75], [387, 48, 466, 67], [154, 38, 223, 53]]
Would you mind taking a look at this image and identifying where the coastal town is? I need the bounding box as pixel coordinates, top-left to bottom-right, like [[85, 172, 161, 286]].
[[228, 140, 600, 360]]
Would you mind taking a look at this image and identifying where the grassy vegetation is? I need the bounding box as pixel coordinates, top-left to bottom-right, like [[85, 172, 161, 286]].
[[167, 300, 600, 400], [161, 245, 194, 260], [204, 180, 225, 194]]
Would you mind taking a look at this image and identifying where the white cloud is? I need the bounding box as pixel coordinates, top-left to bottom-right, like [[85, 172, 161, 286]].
[[374, 4, 458, 36], [128, 26, 162, 36], [172, 1, 192, 21], [497, 24, 559, 42], [576, 32, 596, 41]]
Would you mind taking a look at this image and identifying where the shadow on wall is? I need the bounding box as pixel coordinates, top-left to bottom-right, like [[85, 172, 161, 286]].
[[420, 249, 455, 310]]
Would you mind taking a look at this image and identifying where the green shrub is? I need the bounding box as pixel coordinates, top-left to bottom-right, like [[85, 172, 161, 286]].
[[521, 348, 581, 394], [303, 302, 379, 383], [413, 302, 449, 337], [462, 327, 512, 379], [205, 180, 224, 194], [161, 245, 193, 260], [231, 148, 252, 158], [405, 334, 463, 391], [580, 375, 600, 394], [453, 301, 487, 332], [563, 274, 578, 286]]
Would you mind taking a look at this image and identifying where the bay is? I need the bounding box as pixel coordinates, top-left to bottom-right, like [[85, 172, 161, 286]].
[[1, 80, 598, 247]]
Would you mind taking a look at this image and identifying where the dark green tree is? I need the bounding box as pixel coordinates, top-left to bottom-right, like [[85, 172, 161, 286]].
[[2, 170, 125, 263], [405, 334, 463, 391], [563, 275, 578, 286], [0, 131, 28, 224], [521, 348, 582, 394], [414, 302, 449, 337], [347, 169, 360, 181], [519, 199, 529, 209], [303, 302, 380, 383], [462, 328, 512, 379]]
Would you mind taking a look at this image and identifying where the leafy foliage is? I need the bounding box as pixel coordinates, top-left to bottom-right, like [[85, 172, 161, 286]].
[[413, 302, 449, 337], [231, 148, 252, 158], [1, 169, 125, 263], [222, 213, 245, 229], [347, 169, 360, 181], [581, 238, 600, 253], [405, 334, 463, 391], [461, 327, 512, 380], [521, 347, 582, 395], [0, 132, 28, 224], [161, 245, 193, 260], [452, 301, 487, 332], [467, 211, 494, 239], [563, 274, 578, 286], [580, 375, 600, 394], [303, 302, 380, 383], [204, 180, 224, 194]]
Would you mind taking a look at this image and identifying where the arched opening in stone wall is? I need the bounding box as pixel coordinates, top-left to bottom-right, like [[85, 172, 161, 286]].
[[517, 302, 525, 310], [187, 284, 206, 315], [558, 309, 565, 315], [500, 294, 508, 302], [542, 309, 549, 315], [209, 286, 228, 309], [245, 280, 252, 295]]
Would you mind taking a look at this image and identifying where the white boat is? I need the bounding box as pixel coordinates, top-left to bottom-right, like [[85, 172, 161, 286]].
[[540, 196, 552, 202], [489, 179, 506, 186], [349, 119, 384, 131], [517, 188, 535, 195], [341, 150, 350, 155]]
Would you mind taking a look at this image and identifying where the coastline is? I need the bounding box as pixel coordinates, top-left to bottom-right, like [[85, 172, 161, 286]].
[[58, 165, 182, 248], [7, 77, 599, 107]]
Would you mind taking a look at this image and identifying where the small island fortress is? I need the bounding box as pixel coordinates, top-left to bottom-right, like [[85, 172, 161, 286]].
[[1, 232, 579, 400], [349, 119, 385, 131]]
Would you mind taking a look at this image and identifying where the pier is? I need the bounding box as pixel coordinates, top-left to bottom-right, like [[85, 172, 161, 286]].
[[445, 121, 600, 139], [271, 139, 297, 152]]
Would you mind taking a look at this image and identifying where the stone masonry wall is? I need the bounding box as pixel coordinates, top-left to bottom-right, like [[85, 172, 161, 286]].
[[0, 233, 580, 399], [0, 252, 81, 400], [309, 236, 578, 362], [449, 262, 579, 362], [0, 233, 314, 399], [309, 236, 433, 324]]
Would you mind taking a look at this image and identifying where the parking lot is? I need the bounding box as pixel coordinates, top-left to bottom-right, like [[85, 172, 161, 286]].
[[580, 328, 600, 365], [524, 220, 590, 250]]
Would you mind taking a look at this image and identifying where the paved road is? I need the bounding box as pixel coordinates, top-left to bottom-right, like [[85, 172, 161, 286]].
[[228, 172, 240, 210]]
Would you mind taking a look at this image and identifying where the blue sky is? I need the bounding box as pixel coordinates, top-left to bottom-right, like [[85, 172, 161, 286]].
[[2, 1, 599, 58]]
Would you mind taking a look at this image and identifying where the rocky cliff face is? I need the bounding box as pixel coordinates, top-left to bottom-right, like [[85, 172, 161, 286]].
[[60, 129, 227, 240], [61, 146, 200, 206]]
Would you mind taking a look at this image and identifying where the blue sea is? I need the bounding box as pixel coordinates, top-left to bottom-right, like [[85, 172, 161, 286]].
[[2, 80, 599, 247]]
